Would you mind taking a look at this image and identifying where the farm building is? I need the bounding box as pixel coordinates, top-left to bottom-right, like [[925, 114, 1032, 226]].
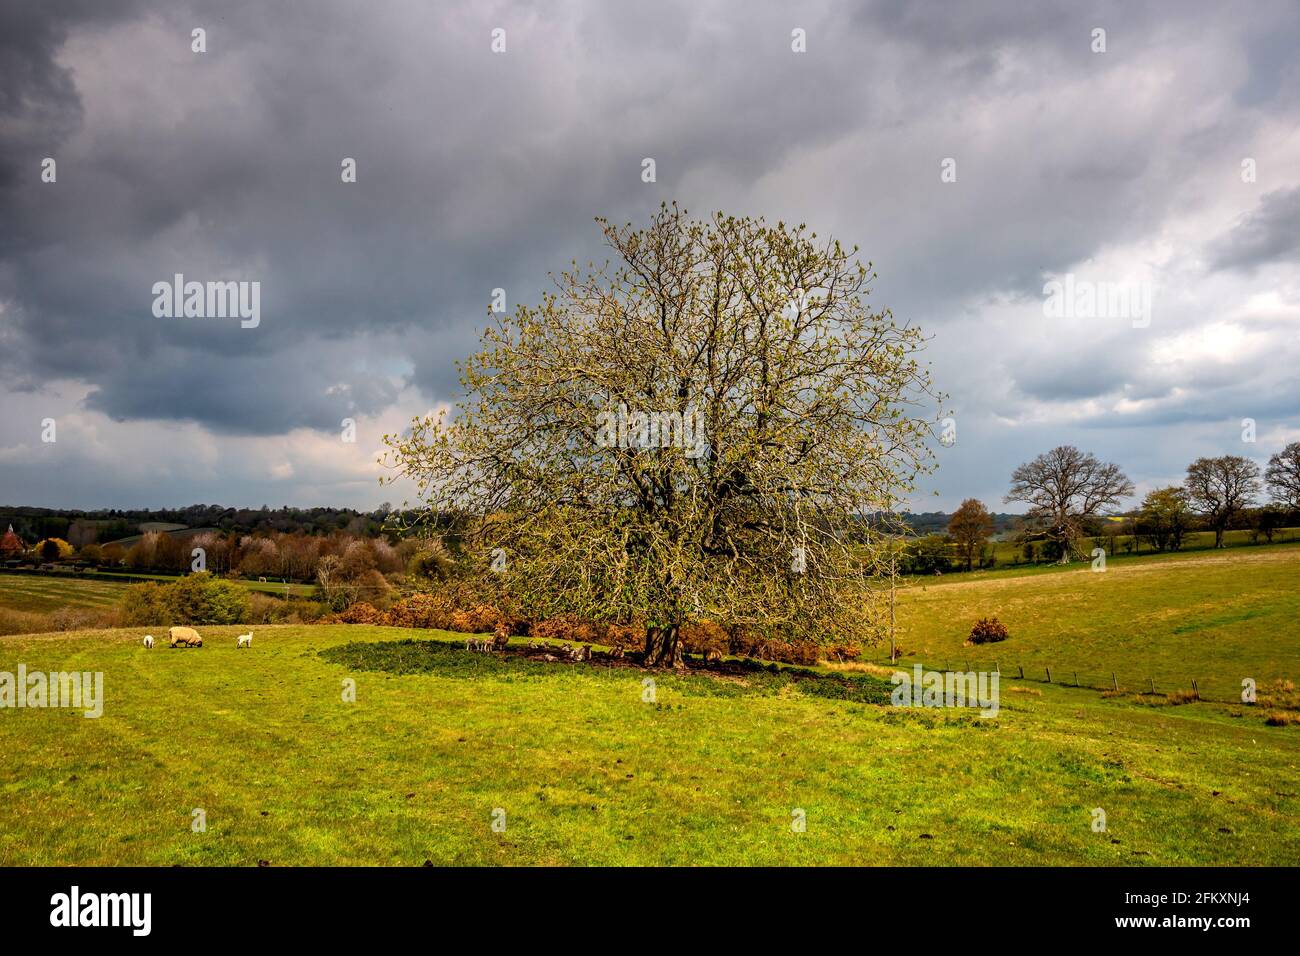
[[0, 525, 25, 557]]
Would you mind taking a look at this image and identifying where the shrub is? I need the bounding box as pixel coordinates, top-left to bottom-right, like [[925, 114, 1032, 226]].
[[725, 624, 763, 659], [449, 604, 505, 633], [604, 621, 643, 649], [353, 568, 393, 609], [0, 607, 54, 636], [383, 593, 456, 629], [752, 639, 821, 666], [900, 534, 953, 575], [407, 539, 456, 582], [822, 643, 863, 662], [333, 601, 383, 624], [119, 582, 171, 626], [681, 620, 728, 658], [294, 601, 327, 623], [48, 607, 117, 631], [967, 617, 1009, 645], [119, 573, 250, 625], [36, 538, 74, 561], [529, 616, 603, 644], [166, 572, 250, 624], [247, 592, 298, 624]]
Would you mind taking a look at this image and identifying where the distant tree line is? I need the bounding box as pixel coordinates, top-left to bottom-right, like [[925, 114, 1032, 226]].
[[0, 502, 409, 548], [898, 441, 1300, 574]]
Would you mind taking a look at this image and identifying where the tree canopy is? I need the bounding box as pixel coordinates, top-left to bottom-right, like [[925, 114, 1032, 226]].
[[1004, 445, 1133, 564], [384, 204, 940, 665]]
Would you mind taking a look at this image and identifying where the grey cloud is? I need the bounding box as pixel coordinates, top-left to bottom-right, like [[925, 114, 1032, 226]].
[[1, 0, 1299, 509], [1209, 187, 1300, 273]]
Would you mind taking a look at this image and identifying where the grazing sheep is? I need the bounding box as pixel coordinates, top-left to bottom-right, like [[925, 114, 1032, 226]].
[[168, 626, 203, 648], [237, 632, 253, 648], [143, 635, 155, 649], [492, 625, 510, 652]]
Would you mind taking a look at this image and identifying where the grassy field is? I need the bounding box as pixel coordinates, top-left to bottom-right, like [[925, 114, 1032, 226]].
[[0, 571, 316, 613], [0, 625, 1295, 866], [0, 575, 124, 614], [893, 543, 1300, 700], [0, 546, 1296, 866], [87, 570, 319, 599]]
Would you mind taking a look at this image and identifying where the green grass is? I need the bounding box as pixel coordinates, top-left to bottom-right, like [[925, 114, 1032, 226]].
[[0, 619, 1297, 865], [892, 543, 1300, 701]]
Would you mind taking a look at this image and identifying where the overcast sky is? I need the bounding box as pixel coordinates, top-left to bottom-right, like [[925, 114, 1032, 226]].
[[2, 0, 1298, 513]]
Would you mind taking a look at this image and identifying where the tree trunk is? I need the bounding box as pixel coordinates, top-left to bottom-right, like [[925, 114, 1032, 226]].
[[1215, 526, 1225, 548], [643, 625, 684, 668]]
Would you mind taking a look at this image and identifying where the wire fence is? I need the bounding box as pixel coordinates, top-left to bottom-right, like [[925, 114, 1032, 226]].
[[871, 656, 1252, 704]]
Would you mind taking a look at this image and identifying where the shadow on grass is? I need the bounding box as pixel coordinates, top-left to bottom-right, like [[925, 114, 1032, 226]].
[[319, 638, 894, 705]]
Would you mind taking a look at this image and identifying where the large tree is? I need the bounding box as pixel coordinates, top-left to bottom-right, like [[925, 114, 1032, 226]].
[[947, 498, 994, 571], [384, 204, 939, 666], [1004, 446, 1133, 564], [1184, 455, 1261, 547], [1135, 486, 1191, 553], [1266, 442, 1300, 511]]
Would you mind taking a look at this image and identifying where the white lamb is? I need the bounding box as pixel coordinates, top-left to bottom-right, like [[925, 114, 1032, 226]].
[[237, 632, 253, 648], [143, 635, 155, 649]]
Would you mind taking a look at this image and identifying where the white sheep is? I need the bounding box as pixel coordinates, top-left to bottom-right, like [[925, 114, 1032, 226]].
[[143, 635, 155, 649], [237, 632, 253, 648]]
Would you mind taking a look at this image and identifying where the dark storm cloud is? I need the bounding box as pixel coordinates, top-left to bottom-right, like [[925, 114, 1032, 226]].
[[81, 343, 403, 436], [0, 0, 146, 194], [1209, 187, 1300, 273], [1, 0, 1298, 509]]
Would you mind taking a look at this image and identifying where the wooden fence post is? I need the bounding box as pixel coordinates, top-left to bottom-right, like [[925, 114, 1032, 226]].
[[1192, 679, 1199, 700], [1073, 671, 1079, 687], [1018, 664, 1024, 679], [1111, 673, 1118, 691], [1149, 677, 1155, 694], [1046, 667, 1052, 683]]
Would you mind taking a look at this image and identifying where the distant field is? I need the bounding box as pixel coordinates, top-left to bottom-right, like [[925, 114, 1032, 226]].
[[97, 525, 217, 548], [0, 572, 316, 635], [91, 570, 317, 599], [0, 575, 124, 614], [979, 527, 1298, 570], [0, 571, 317, 607], [894, 543, 1300, 700]]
